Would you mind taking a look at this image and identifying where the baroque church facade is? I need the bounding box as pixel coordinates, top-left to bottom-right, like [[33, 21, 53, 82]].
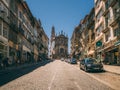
[[50, 26, 68, 59]]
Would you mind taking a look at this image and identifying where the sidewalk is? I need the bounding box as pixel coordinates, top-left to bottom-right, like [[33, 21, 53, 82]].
[[0, 62, 39, 73], [104, 65, 120, 75]]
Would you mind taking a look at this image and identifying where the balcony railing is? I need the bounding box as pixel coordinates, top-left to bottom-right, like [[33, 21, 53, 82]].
[[109, 0, 118, 7], [0, 11, 9, 23], [10, 23, 18, 33], [109, 14, 120, 26], [19, 27, 24, 35]]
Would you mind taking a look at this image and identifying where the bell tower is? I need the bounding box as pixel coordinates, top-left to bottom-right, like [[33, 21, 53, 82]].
[[51, 26, 55, 42], [50, 26, 56, 59]]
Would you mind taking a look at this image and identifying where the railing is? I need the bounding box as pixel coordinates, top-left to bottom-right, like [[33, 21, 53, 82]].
[[10, 23, 18, 32], [0, 12, 9, 23], [109, 14, 120, 25], [109, 0, 117, 7], [19, 27, 24, 35]]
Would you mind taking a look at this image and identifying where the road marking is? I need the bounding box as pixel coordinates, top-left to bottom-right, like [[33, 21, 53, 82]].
[[74, 65, 116, 90], [74, 81, 82, 90], [48, 71, 57, 90]]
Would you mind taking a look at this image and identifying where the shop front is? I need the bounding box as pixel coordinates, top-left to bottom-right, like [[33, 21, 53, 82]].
[[114, 40, 120, 65], [9, 41, 18, 65], [104, 47, 118, 65], [22, 45, 31, 63], [0, 40, 9, 61]]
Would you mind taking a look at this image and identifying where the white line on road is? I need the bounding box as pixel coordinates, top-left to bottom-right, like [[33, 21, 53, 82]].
[[74, 81, 82, 90], [48, 71, 57, 90]]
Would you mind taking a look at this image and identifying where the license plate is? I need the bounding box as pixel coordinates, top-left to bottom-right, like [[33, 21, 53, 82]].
[[94, 68, 99, 69]]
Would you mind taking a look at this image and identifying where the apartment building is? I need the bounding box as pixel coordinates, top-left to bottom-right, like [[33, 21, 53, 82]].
[[0, 0, 9, 61], [86, 8, 95, 58], [94, 0, 105, 62], [101, 0, 120, 64], [70, 26, 81, 58], [0, 0, 49, 66], [70, 0, 120, 65]]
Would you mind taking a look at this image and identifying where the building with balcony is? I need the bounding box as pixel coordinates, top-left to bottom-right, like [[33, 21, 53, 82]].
[[40, 27, 49, 59], [70, 26, 81, 59], [0, 0, 10, 62], [94, 0, 105, 61], [86, 8, 95, 58], [17, 0, 35, 63], [101, 0, 120, 65], [0, 0, 49, 66]]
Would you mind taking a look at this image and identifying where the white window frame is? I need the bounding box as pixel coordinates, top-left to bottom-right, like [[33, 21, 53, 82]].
[[3, 26, 8, 38]]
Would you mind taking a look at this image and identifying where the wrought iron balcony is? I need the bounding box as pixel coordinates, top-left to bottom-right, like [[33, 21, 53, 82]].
[[109, 0, 118, 7], [109, 14, 120, 27], [10, 23, 18, 33], [0, 11, 9, 24], [19, 27, 24, 35]]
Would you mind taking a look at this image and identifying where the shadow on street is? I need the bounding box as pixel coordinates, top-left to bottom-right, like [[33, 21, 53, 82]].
[[88, 70, 106, 73], [0, 60, 54, 86]]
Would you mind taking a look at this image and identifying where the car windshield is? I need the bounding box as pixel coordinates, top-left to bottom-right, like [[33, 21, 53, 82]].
[[86, 58, 97, 63], [72, 58, 76, 61]]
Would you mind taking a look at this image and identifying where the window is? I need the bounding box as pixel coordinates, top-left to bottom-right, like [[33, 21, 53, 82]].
[[95, 0, 101, 8], [96, 9, 103, 22], [18, 11, 22, 19], [96, 24, 103, 36], [60, 48, 64, 53], [5, 0, 9, 4], [0, 2, 2, 11], [3, 5, 8, 16], [3, 27, 8, 38], [114, 28, 120, 37], [0, 23, 1, 35], [105, 30, 110, 42]]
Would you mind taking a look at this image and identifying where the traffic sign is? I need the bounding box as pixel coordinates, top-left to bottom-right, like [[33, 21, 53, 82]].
[[96, 41, 102, 47]]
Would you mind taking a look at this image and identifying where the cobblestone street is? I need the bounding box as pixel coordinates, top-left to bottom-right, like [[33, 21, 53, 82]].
[[1, 60, 120, 90]]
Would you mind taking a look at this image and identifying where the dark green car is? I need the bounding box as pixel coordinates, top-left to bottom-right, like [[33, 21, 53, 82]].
[[80, 58, 103, 72]]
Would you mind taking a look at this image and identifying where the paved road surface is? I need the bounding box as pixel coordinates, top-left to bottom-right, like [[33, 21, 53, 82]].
[[0, 60, 115, 90]]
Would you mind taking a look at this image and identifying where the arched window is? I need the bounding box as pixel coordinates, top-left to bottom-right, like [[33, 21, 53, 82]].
[[60, 48, 64, 53]]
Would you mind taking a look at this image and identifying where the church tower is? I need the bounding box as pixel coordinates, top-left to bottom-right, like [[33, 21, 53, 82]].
[[51, 26, 55, 42], [50, 26, 56, 59]]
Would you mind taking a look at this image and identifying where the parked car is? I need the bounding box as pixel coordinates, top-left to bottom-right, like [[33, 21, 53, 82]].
[[61, 58, 64, 61], [80, 58, 103, 72], [70, 58, 77, 64], [67, 58, 71, 63]]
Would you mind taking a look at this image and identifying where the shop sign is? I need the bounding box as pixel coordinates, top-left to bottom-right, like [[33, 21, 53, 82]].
[[114, 40, 120, 46], [96, 41, 102, 47]]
